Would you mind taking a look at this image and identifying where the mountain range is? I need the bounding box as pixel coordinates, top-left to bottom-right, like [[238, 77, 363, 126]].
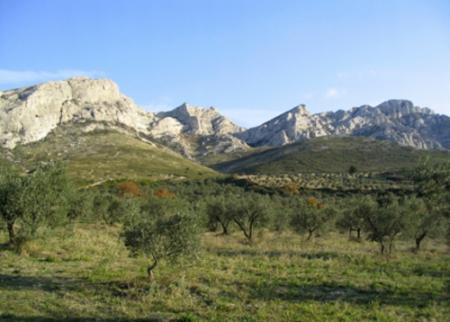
[[1, 77, 450, 181]]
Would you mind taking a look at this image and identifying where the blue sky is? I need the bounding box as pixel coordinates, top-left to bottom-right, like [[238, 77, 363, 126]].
[[1, 0, 449, 127]]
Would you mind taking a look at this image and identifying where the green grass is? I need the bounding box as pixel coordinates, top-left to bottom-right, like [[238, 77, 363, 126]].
[[214, 136, 450, 174], [0, 225, 448, 321], [11, 125, 218, 185]]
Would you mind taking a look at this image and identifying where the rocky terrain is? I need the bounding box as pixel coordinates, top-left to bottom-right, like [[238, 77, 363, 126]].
[[0, 77, 247, 159], [240, 100, 450, 150], [1, 77, 450, 163]]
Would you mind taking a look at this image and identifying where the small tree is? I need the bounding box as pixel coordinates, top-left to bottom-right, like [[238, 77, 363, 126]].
[[290, 197, 336, 240], [0, 166, 23, 244], [405, 197, 446, 252], [362, 196, 414, 254], [230, 193, 270, 243], [336, 196, 374, 240], [205, 195, 232, 235], [0, 163, 71, 250], [123, 198, 198, 280]]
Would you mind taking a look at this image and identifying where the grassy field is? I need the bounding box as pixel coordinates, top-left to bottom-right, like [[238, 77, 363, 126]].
[[11, 125, 217, 185], [214, 136, 450, 174], [0, 225, 448, 322]]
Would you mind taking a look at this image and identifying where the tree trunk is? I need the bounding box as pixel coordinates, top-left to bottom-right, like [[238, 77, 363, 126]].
[[380, 242, 385, 254], [415, 232, 427, 252], [348, 228, 352, 239], [307, 229, 313, 241], [220, 221, 229, 235], [356, 228, 361, 240], [147, 256, 158, 281], [7, 221, 15, 245]]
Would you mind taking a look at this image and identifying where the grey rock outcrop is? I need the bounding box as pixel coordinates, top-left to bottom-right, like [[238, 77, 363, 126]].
[[1, 77, 449, 159], [0, 77, 154, 148], [240, 100, 450, 150], [0, 78, 249, 159]]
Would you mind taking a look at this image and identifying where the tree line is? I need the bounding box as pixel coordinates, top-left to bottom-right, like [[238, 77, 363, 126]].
[[0, 161, 449, 279]]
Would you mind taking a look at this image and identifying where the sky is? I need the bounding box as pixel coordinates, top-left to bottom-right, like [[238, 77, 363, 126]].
[[1, 0, 449, 127]]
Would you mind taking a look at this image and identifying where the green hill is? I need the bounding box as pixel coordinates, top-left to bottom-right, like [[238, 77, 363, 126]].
[[213, 136, 450, 174], [11, 125, 217, 185]]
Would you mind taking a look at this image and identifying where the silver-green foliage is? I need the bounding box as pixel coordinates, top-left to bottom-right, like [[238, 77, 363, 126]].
[[122, 197, 199, 279]]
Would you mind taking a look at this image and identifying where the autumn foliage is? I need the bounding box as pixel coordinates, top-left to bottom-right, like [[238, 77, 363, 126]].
[[154, 188, 175, 198], [117, 181, 142, 197]]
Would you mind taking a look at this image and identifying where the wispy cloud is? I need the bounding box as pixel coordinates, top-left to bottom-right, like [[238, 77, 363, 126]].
[[325, 87, 339, 98], [0, 69, 105, 85]]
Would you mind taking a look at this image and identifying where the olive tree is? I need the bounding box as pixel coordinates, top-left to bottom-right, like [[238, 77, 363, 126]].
[[0, 163, 71, 250], [336, 196, 375, 240], [0, 166, 23, 244], [122, 197, 199, 280], [290, 197, 336, 240], [362, 196, 414, 254], [405, 197, 446, 252], [205, 195, 232, 235]]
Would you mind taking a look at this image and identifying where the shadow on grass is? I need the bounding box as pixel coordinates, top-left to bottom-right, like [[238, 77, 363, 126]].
[[0, 315, 186, 322], [0, 274, 88, 292], [0, 273, 153, 300], [245, 280, 447, 308], [213, 248, 341, 260]]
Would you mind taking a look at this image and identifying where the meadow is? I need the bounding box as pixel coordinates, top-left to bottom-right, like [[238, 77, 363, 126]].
[[0, 225, 448, 322]]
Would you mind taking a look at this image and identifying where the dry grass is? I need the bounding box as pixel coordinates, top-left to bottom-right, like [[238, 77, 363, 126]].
[[0, 225, 449, 321]]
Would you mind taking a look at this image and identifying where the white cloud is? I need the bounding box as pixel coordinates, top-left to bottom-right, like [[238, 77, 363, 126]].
[[0, 69, 105, 85], [325, 87, 339, 98]]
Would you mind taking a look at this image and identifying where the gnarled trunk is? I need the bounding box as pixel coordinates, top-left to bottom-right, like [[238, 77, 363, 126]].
[[147, 256, 158, 281], [415, 232, 427, 252], [7, 221, 15, 245]]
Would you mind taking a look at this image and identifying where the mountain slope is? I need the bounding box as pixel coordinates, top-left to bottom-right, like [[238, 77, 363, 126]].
[[0, 79, 249, 159], [239, 100, 450, 150], [12, 125, 217, 184], [214, 136, 450, 174]]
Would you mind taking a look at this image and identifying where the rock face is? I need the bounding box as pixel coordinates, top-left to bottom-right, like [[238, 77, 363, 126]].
[[150, 103, 247, 158], [0, 77, 154, 148], [239, 100, 450, 150], [0, 78, 248, 158], [1, 77, 449, 160]]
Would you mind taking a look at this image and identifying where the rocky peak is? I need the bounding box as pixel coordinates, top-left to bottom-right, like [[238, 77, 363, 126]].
[[376, 99, 432, 118], [241, 100, 450, 150], [290, 104, 310, 116], [159, 103, 243, 136], [0, 77, 154, 148]]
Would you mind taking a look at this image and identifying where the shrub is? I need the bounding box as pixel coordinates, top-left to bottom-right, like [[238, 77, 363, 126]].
[[117, 181, 142, 197], [122, 205, 198, 280]]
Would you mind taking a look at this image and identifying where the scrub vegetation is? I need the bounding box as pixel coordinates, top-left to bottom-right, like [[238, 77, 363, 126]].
[[0, 159, 449, 321]]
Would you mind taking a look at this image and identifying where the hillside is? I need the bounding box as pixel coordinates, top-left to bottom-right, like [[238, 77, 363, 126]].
[[214, 136, 450, 174], [11, 125, 217, 184]]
